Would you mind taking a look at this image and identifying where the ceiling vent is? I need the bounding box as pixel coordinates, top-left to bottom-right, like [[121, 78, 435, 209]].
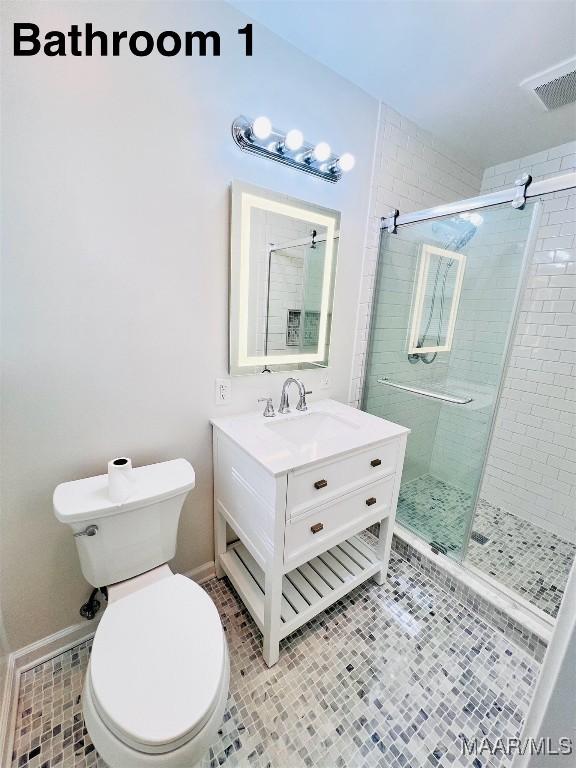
[[521, 56, 576, 111]]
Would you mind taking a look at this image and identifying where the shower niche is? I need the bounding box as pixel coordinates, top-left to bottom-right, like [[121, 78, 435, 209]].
[[229, 181, 340, 375]]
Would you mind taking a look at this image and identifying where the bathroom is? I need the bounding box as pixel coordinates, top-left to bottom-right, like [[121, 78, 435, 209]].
[[1, 0, 575, 766]]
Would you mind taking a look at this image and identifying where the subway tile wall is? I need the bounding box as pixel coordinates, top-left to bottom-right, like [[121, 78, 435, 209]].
[[349, 104, 482, 409], [429, 205, 536, 495], [479, 141, 576, 542]]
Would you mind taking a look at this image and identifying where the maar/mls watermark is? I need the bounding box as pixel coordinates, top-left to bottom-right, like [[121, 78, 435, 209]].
[[460, 735, 573, 757]]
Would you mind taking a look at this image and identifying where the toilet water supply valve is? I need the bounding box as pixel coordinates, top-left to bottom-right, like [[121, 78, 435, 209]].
[[80, 586, 108, 620]]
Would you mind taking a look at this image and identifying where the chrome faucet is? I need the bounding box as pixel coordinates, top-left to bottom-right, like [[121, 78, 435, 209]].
[[278, 378, 311, 415]]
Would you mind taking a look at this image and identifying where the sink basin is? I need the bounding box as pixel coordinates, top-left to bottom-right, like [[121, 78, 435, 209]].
[[264, 411, 359, 447], [211, 398, 410, 475]]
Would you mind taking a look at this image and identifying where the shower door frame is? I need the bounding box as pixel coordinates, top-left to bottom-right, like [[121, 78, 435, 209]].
[[363, 170, 576, 569], [380, 171, 575, 230]]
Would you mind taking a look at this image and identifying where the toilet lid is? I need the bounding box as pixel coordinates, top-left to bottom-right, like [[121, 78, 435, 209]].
[[90, 574, 226, 753]]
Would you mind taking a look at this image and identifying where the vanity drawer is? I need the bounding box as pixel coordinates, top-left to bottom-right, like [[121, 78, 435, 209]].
[[286, 440, 398, 520], [284, 476, 394, 567]]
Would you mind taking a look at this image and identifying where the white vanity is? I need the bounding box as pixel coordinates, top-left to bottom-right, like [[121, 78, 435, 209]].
[[212, 398, 409, 666]]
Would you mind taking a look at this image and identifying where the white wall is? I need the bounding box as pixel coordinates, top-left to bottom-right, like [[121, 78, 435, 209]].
[[479, 142, 576, 542], [0, 1, 378, 651], [515, 559, 576, 768]]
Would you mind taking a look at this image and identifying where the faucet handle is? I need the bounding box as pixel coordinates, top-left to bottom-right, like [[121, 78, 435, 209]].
[[296, 389, 312, 412], [258, 397, 276, 418]]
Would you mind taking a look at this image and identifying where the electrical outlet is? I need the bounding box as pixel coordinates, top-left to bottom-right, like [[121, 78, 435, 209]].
[[215, 378, 231, 404], [320, 374, 330, 389]]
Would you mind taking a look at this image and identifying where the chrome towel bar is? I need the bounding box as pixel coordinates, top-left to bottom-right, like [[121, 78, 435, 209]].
[[377, 378, 473, 405]]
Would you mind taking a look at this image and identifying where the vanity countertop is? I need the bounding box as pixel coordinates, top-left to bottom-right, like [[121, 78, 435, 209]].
[[211, 398, 410, 476]]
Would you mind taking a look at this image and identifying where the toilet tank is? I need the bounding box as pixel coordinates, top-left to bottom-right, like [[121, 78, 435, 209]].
[[53, 459, 195, 587]]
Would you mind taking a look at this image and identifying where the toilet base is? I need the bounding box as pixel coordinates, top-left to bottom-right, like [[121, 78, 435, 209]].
[[83, 641, 230, 768]]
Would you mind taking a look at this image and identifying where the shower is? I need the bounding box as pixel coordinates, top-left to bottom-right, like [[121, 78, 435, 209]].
[[362, 170, 576, 620], [364, 198, 535, 560]]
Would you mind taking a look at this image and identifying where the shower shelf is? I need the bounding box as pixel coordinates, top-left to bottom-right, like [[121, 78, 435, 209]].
[[377, 378, 473, 405]]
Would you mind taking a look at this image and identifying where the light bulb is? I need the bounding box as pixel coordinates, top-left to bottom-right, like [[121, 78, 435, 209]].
[[252, 116, 272, 140], [285, 129, 304, 151], [337, 153, 355, 172], [313, 141, 331, 162]]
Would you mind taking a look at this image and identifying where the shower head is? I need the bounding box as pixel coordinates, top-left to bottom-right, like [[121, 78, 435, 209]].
[[431, 212, 481, 251]]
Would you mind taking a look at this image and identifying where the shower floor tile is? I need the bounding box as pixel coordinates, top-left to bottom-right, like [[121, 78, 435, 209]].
[[10, 553, 537, 768], [397, 474, 472, 556], [467, 498, 576, 619], [397, 474, 576, 619]]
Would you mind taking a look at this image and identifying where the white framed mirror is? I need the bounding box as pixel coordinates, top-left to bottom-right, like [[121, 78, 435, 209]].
[[229, 181, 340, 375], [408, 243, 466, 355]]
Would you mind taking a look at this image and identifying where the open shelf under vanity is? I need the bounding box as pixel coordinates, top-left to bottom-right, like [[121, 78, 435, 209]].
[[220, 534, 381, 641]]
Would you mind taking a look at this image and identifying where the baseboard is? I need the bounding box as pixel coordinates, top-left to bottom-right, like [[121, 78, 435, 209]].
[[0, 618, 98, 768], [0, 653, 18, 768], [0, 559, 216, 763], [184, 559, 216, 585]]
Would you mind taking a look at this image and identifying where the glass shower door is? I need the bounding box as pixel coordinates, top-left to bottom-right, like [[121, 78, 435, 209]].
[[362, 202, 536, 560]]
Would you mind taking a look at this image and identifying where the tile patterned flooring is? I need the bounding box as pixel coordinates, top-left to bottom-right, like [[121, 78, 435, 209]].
[[397, 474, 576, 618], [397, 476, 471, 557], [11, 551, 538, 768]]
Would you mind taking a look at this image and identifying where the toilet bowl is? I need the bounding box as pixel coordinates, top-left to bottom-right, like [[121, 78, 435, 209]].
[[53, 458, 229, 767], [82, 567, 229, 767]]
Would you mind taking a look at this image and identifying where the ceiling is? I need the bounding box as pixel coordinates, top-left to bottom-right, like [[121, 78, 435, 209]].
[[231, 0, 576, 168]]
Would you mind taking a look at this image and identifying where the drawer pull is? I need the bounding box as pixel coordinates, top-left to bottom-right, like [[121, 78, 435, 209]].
[[310, 522, 324, 534], [366, 497, 377, 506], [370, 458, 382, 467], [314, 479, 328, 490]]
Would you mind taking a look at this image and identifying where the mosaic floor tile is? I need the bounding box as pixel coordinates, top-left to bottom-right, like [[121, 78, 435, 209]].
[[11, 552, 538, 768], [397, 475, 472, 557], [397, 474, 575, 619], [467, 498, 576, 619]]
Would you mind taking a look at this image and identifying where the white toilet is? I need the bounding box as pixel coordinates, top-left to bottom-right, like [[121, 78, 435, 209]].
[[53, 458, 229, 768]]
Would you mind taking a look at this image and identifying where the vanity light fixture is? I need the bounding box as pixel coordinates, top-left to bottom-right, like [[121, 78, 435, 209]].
[[313, 141, 331, 162], [337, 152, 356, 172], [231, 115, 354, 182], [285, 128, 304, 151], [251, 115, 272, 140]]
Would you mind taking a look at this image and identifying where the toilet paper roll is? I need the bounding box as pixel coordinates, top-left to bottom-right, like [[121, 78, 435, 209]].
[[108, 457, 134, 503]]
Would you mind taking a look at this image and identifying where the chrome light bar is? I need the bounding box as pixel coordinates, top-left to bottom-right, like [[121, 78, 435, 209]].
[[231, 115, 354, 182]]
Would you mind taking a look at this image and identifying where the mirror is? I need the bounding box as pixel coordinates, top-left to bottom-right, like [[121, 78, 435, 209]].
[[408, 243, 466, 355], [230, 181, 340, 375]]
